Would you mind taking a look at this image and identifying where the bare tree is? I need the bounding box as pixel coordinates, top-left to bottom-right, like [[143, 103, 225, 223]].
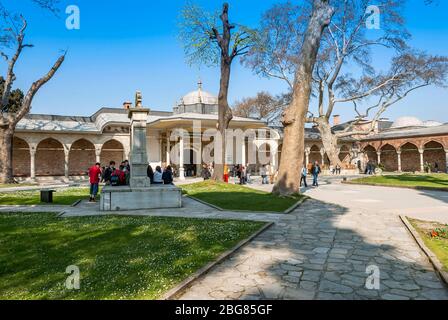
[[0, 6, 65, 184], [246, 0, 448, 167], [178, 2, 256, 181], [273, 0, 334, 196], [232, 91, 277, 119]]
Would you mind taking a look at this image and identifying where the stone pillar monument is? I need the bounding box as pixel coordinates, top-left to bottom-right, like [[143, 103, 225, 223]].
[[100, 91, 182, 212], [129, 91, 151, 188]]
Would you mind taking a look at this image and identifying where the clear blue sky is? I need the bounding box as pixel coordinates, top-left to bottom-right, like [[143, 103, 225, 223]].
[[1, 0, 447, 123]]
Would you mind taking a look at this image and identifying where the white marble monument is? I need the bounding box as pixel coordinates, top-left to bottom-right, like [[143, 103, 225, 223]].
[[100, 92, 182, 211]]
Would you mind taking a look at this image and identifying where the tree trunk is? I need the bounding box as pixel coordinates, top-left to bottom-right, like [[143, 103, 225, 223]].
[[213, 59, 233, 182], [0, 127, 14, 184], [273, 0, 333, 196], [315, 118, 342, 166]]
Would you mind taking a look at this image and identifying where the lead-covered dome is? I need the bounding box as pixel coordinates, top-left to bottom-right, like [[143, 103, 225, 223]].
[[391, 116, 423, 128], [180, 81, 218, 105]]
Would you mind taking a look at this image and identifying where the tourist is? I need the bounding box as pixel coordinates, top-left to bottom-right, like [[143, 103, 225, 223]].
[[300, 165, 308, 188], [162, 165, 174, 185], [147, 164, 154, 184], [153, 166, 163, 184], [223, 164, 229, 183], [124, 160, 131, 172], [239, 165, 246, 185], [260, 165, 267, 184], [329, 164, 335, 175], [88, 162, 102, 202], [110, 166, 123, 186], [435, 162, 439, 173], [102, 161, 116, 185], [335, 164, 342, 175], [246, 163, 252, 184], [201, 164, 211, 181], [311, 161, 322, 187]]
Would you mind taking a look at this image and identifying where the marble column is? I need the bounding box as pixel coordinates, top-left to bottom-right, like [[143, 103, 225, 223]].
[[320, 149, 325, 166], [419, 149, 425, 173], [397, 150, 402, 172], [30, 149, 36, 180], [241, 138, 246, 166], [166, 131, 171, 166], [64, 148, 70, 179], [95, 148, 101, 164], [305, 149, 310, 166], [377, 152, 381, 165], [179, 135, 185, 180]]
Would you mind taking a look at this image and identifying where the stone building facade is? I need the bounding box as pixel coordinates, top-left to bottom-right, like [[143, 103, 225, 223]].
[[11, 84, 448, 181]]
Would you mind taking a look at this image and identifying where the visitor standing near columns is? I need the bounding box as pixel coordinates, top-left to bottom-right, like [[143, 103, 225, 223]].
[[88, 162, 102, 202], [300, 165, 308, 188], [311, 161, 321, 187]]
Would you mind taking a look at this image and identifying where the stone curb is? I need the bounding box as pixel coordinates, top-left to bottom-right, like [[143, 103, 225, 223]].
[[343, 180, 448, 192], [71, 200, 82, 207], [186, 195, 308, 214], [162, 221, 275, 300], [400, 215, 448, 285]]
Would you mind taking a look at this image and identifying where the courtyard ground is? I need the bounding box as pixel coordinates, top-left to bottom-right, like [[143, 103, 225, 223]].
[[1, 176, 448, 300], [0, 212, 263, 300], [349, 174, 448, 190], [0, 187, 90, 206]]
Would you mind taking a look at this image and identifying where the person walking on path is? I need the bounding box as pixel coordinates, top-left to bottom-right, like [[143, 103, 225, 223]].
[[201, 164, 211, 181], [88, 162, 102, 202], [311, 161, 321, 187], [300, 165, 308, 188], [260, 165, 268, 185]]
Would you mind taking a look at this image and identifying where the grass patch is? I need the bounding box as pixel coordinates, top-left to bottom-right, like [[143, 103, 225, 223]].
[[0, 188, 90, 206], [0, 212, 264, 300], [350, 174, 448, 190], [409, 218, 448, 272], [181, 180, 304, 213]]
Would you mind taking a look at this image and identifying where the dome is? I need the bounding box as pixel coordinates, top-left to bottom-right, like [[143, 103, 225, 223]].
[[391, 116, 423, 128], [422, 120, 443, 127], [180, 81, 218, 105]]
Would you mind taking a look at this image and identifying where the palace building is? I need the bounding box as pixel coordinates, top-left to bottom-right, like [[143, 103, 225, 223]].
[[11, 83, 448, 181]]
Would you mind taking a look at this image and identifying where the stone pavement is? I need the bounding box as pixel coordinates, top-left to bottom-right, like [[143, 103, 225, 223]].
[[179, 178, 448, 300]]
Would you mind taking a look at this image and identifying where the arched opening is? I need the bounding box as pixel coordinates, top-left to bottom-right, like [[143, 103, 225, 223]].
[[424, 141, 446, 173], [100, 140, 125, 167], [12, 137, 30, 177], [309, 145, 321, 165], [401, 142, 420, 172], [339, 145, 351, 166], [69, 139, 96, 176], [363, 145, 377, 165], [380, 144, 398, 172], [36, 138, 65, 176]]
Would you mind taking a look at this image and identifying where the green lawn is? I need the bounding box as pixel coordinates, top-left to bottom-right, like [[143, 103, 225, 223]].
[[409, 218, 448, 272], [0, 212, 264, 300], [350, 174, 448, 190], [0, 183, 37, 189], [0, 187, 90, 206], [181, 180, 304, 213]]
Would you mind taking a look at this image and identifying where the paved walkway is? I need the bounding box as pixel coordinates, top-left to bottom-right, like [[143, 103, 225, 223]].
[[179, 179, 448, 300]]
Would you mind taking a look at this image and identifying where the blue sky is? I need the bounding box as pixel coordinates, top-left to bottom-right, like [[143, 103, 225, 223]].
[[1, 0, 447, 123]]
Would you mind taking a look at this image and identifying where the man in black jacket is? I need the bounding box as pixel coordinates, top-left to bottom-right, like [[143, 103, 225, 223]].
[[102, 161, 116, 185]]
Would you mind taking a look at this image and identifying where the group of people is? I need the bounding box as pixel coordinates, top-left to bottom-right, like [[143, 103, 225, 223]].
[[88, 160, 132, 202], [301, 161, 322, 188], [329, 164, 342, 175], [147, 165, 174, 185]]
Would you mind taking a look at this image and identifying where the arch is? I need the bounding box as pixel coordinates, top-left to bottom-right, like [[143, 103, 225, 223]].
[[339, 145, 351, 164], [400, 142, 420, 173], [13, 137, 30, 177], [36, 138, 65, 176], [257, 143, 272, 166], [309, 145, 322, 165], [69, 139, 96, 176], [100, 140, 125, 167], [423, 141, 446, 173], [363, 145, 377, 165], [380, 144, 398, 172]]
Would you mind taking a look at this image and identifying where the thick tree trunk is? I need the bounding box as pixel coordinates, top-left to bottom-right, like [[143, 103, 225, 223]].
[[213, 59, 233, 182], [273, 0, 333, 196], [316, 118, 342, 166], [0, 127, 14, 184]]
